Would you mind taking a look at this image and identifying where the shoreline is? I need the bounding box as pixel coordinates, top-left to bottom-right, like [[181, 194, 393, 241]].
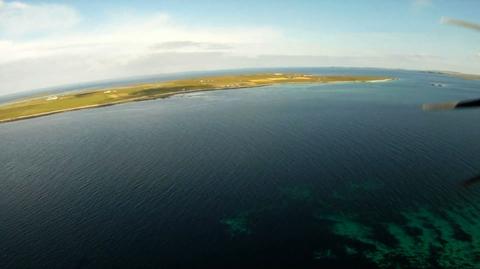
[[0, 75, 393, 124], [367, 78, 394, 83], [0, 84, 272, 124]]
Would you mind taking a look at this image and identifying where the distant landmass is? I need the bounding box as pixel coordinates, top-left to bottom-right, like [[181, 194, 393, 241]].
[[423, 70, 480, 80], [0, 73, 391, 123]]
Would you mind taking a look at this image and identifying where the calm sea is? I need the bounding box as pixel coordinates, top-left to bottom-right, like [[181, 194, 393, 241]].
[[1, 68, 480, 268]]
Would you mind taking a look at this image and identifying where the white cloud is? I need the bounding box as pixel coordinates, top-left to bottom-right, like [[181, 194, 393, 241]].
[[151, 41, 233, 51], [0, 10, 281, 64], [412, 0, 432, 10], [0, 0, 478, 95], [0, 2, 283, 94], [0, 0, 80, 36]]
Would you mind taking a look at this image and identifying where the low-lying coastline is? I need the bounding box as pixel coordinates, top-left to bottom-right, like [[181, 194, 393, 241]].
[[424, 70, 480, 80], [0, 73, 392, 124]]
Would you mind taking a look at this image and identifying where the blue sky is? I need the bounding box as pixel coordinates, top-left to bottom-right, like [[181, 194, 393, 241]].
[[0, 0, 479, 94]]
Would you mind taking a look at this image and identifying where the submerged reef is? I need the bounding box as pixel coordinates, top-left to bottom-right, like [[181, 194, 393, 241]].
[[322, 206, 480, 268], [221, 212, 252, 237], [221, 181, 480, 268]]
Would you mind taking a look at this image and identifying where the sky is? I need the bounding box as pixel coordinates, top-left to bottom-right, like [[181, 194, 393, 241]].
[[0, 0, 480, 95]]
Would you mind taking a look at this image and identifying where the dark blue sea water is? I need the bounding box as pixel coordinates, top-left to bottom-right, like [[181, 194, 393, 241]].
[[1, 68, 480, 268]]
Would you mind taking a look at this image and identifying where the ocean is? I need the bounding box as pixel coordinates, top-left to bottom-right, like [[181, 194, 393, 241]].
[[1, 68, 480, 268]]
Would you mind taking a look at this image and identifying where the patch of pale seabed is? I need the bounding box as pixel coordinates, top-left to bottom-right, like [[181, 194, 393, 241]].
[[219, 181, 480, 268], [221, 212, 252, 237], [319, 205, 480, 268]]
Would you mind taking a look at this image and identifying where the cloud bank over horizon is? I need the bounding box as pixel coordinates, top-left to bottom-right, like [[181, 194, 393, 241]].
[[0, 0, 479, 95]]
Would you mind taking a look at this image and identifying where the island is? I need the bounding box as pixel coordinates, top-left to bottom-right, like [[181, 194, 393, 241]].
[[423, 70, 480, 80], [442, 71, 480, 80], [0, 73, 392, 123]]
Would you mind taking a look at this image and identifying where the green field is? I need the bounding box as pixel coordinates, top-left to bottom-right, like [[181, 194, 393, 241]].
[[0, 73, 391, 123]]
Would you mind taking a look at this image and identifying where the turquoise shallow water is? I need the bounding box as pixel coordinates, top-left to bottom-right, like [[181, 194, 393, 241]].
[[1, 68, 480, 268]]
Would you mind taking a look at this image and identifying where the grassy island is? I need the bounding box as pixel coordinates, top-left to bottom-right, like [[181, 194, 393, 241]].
[[0, 73, 392, 123]]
